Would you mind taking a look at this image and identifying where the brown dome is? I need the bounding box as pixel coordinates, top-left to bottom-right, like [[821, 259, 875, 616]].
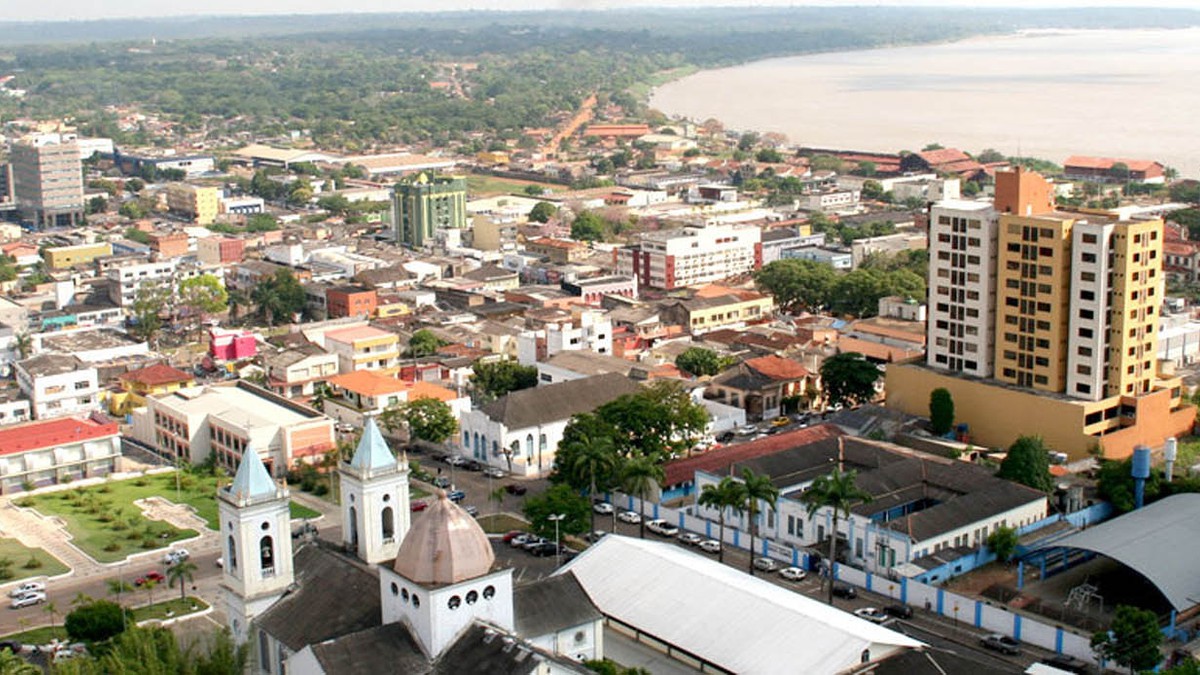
[[393, 491, 494, 585]]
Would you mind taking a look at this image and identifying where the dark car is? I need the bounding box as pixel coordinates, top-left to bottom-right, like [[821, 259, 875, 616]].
[[0, 640, 20, 654], [528, 542, 559, 557], [447, 490, 466, 503], [464, 460, 483, 472], [1039, 655, 1088, 674], [831, 584, 858, 600], [883, 604, 913, 620], [716, 431, 735, 443], [505, 484, 528, 496], [980, 634, 1021, 656], [432, 476, 452, 489]]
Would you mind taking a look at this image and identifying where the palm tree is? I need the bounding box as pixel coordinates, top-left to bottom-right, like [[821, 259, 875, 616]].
[[12, 332, 32, 361], [142, 578, 159, 608], [741, 468, 781, 576], [43, 602, 59, 639], [697, 476, 746, 565], [567, 433, 618, 534], [70, 592, 92, 609], [0, 647, 39, 674], [801, 468, 873, 604], [489, 486, 506, 515], [620, 457, 664, 539], [167, 560, 197, 603], [227, 288, 251, 324], [107, 579, 133, 608]]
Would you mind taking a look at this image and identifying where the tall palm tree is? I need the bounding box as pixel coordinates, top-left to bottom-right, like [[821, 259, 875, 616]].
[[0, 647, 39, 674], [227, 288, 251, 324], [567, 433, 618, 534], [12, 332, 32, 361], [43, 602, 59, 639], [620, 457, 664, 539], [697, 476, 746, 565], [167, 560, 198, 603], [741, 468, 781, 576], [801, 468, 873, 604]]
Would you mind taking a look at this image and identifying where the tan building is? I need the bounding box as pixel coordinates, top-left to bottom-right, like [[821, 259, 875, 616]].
[[43, 242, 112, 269], [166, 183, 220, 225], [324, 325, 401, 375], [658, 285, 774, 335], [10, 138, 84, 229]]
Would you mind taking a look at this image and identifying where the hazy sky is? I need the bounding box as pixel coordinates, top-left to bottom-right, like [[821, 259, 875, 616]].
[[10, 0, 1200, 23]]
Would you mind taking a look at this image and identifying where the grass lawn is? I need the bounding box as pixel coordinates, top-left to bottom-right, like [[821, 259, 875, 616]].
[[289, 502, 321, 520], [411, 486, 429, 499], [0, 537, 70, 581], [476, 513, 528, 534], [133, 595, 209, 623], [1175, 436, 1200, 468], [466, 174, 562, 197], [0, 625, 64, 644]]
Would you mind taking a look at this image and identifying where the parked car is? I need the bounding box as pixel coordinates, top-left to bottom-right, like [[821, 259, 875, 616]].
[[10, 592, 45, 609], [163, 549, 190, 565], [135, 572, 166, 587], [464, 460, 483, 472], [0, 640, 21, 653], [463, 505, 479, 517], [779, 566, 806, 582], [770, 416, 790, 428], [883, 604, 913, 620], [677, 532, 703, 546], [411, 500, 430, 512], [617, 510, 641, 524], [716, 431, 735, 443], [502, 530, 527, 543], [853, 607, 890, 624], [980, 634, 1021, 656], [1038, 655, 1089, 674], [446, 456, 469, 467], [734, 425, 757, 436], [8, 582, 45, 597], [447, 490, 466, 503], [584, 530, 608, 543], [752, 557, 778, 572], [504, 484, 527, 496], [431, 476, 452, 489], [831, 584, 858, 600], [593, 502, 614, 515], [509, 534, 535, 548], [521, 537, 550, 552], [482, 467, 506, 479], [698, 539, 721, 554], [646, 519, 679, 537]]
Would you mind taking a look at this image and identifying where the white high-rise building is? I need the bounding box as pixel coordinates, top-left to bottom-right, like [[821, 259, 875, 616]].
[[926, 200, 998, 378], [616, 223, 762, 290]]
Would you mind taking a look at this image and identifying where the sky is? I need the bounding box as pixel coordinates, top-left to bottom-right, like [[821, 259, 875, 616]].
[[9, 0, 1200, 23]]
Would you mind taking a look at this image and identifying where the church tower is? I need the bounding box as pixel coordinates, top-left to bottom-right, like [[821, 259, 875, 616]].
[[218, 446, 295, 644], [339, 417, 410, 564]]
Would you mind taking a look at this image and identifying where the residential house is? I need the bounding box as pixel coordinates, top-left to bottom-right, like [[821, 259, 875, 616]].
[[264, 345, 340, 400], [323, 370, 467, 428], [658, 286, 774, 336], [325, 325, 401, 375], [326, 285, 378, 319], [15, 354, 101, 420], [706, 354, 815, 421], [112, 363, 195, 415]]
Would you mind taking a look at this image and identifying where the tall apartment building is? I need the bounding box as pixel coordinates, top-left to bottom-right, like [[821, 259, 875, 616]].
[[615, 223, 762, 290], [391, 172, 468, 248], [166, 184, 220, 225], [10, 138, 85, 229], [926, 200, 998, 378]]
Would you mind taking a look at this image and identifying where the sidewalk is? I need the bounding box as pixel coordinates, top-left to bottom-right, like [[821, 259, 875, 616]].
[[0, 501, 102, 578]]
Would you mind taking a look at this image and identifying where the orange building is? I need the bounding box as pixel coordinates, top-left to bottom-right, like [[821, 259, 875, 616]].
[[326, 285, 378, 319]]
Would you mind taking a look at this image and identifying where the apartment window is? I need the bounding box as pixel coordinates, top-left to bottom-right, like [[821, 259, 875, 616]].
[[1040, 228, 1054, 238], [1081, 290, 1095, 301], [1079, 328, 1094, 338], [74, 381, 90, 390], [1034, 375, 1049, 385], [1082, 253, 1097, 263], [1082, 233, 1098, 244], [1080, 309, 1094, 320], [1079, 346, 1092, 357]]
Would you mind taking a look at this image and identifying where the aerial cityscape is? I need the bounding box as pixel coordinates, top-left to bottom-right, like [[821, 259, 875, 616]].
[[0, 2, 1198, 673]]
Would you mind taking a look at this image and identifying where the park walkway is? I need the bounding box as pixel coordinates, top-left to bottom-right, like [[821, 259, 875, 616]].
[[0, 500, 104, 578]]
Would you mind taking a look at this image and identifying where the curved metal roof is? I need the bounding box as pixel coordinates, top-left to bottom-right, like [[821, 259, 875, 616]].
[[1039, 494, 1200, 611]]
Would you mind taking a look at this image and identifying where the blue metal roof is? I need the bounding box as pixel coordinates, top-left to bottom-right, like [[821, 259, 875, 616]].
[[349, 418, 397, 472], [227, 445, 278, 501]]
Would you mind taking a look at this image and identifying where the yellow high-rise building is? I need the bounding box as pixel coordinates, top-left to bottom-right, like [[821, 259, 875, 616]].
[[166, 183, 220, 225]]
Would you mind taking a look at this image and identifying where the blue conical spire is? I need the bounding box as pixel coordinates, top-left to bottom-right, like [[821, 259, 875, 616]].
[[349, 418, 397, 471], [227, 445, 278, 501]]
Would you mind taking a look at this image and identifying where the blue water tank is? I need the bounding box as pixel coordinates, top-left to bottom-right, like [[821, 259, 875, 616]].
[[1131, 446, 1152, 479]]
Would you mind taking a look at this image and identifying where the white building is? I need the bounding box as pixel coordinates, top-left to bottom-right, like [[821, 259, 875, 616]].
[[926, 199, 998, 378], [457, 373, 641, 478], [106, 259, 216, 308], [0, 413, 121, 493], [15, 354, 101, 420], [803, 189, 861, 213], [615, 223, 762, 290], [516, 310, 614, 365]]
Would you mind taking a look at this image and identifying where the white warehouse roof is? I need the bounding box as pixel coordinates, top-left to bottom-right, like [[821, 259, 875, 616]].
[[558, 535, 922, 675]]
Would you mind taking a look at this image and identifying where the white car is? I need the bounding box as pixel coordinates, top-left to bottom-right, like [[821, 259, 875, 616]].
[[592, 502, 614, 515], [164, 549, 191, 565], [854, 607, 890, 624], [10, 592, 46, 609], [779, 566, 807, 582], [677, 532, 703, 546], [752, 557, 778, 572], [698, 539, 721, 554], [7, 581, 45, 597], [616, 510, 641, 524], [646, 519, 679, 537], [481, 467, 505, 479]]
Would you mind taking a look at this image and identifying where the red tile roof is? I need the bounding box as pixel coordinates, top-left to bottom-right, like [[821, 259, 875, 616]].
[[745, 355, 810, 380], [1064, 156, 1162, 172], [119, 363, 194, 387], [664, 424, 843, 486], [0, 416, 118, 456]]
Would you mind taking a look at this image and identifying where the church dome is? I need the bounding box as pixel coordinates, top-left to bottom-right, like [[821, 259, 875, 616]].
[[392, 490, 494, 585]]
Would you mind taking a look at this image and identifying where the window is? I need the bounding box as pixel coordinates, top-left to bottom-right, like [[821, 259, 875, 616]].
[[260, 536, 275, 576], [260, 631, 272, 674], [227, 535, 238, 572], [448, 595, 461, 610], [466, 590, 478, 605], [483, 585, 496, 600], [382, 507, 395, 543]]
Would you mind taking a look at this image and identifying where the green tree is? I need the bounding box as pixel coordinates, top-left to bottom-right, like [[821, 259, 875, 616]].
[[1091, 605, 1164, 674], [755, 148, 783, 163], [12, 332, 33, 360], [118, 201, 146, 219], [123, 227, 153, 245], [986, 526, 1019, 563], [226, 288, 252, 323], [407, 329, 445, 358], [317, 193, 352, 216], [528, 201, 557, 223], [620, 457, 664, 539], [571, 210, 605, 242], [64, 600, 131, 643], [996, 436, 1055, 492], [976, 148, 1006, 163], [251, 269, 306, 325], [819, 352, 881, 409], [245, 213, 280, 232], [0, 648, 38, 674], [381, 397, 458, 444], [697, 476, 745, 564], [130, 285, 169, 346], [595, 381, 709, 458], [471, 360, 539, 400], [86, 195, 108, 215], [524, 185, 546, 197], [861, 180, 884, 200], [858, 161, 877, 177], [177, 274, 229, 335], [755, 258, 837, 312], [741, 468, 781, 576], [54, 626, 246, 674], [522, 484, 590, 539], [125, 178, 145, 193], [801, 468, 872, 604], [564, 432, 618, 534], [929, 388, 955, 436], [167, 560, 198, 602], [1097, 458, 1163, 513], [675, 347, 734, 377]]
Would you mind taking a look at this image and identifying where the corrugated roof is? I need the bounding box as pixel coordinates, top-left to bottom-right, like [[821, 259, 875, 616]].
[[513, 572, 601, 638], [480, 373, 641, 429], [559, 536, 922, 674], [1037, 494, 1200, 611], [665, 424, 844, 487]]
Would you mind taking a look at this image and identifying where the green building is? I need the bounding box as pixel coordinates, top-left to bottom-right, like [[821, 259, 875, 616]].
[[391, 172, 468, 247]]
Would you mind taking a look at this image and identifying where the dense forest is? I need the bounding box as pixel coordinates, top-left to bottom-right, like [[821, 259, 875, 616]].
[[0, 8, 1196, 148]]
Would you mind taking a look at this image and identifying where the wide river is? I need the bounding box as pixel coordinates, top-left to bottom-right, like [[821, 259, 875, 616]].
[[651, 28, 1200, 178]]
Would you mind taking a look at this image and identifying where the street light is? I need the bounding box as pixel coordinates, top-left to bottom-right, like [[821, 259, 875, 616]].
[[547, 513, 566, 568]]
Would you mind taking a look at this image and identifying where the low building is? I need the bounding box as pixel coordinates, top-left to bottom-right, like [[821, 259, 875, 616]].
[[802, 189, 861, 213], [457, 373, 641, 478], [784, 246, 853, 270], [112, 363, 195, 416], [760, 226, 824, 264], [1063, 156, 1166, 184], [526, 238, 589, 265], [264, 345, 340, 400], [323, 370, 467, 428], [326, 285, 378, 319], [0, 389, 31, 427], [15, 354, 101, 420], [325, 325, 401, 375], [0, 414, 121, 493], [43, 242, 112, 270], [147, 231, 190, 259], [460, 264, 520, 292], [198, 236, 246, 265], [560, 275, 637, 306], [131, 380, 335, 475], [210, 327, 258, 361], [657, 286, 774, 336], [707, 354, 816, 421]]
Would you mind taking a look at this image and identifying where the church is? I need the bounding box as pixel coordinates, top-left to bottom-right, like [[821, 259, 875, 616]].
[[217, 418, 603, 674]]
